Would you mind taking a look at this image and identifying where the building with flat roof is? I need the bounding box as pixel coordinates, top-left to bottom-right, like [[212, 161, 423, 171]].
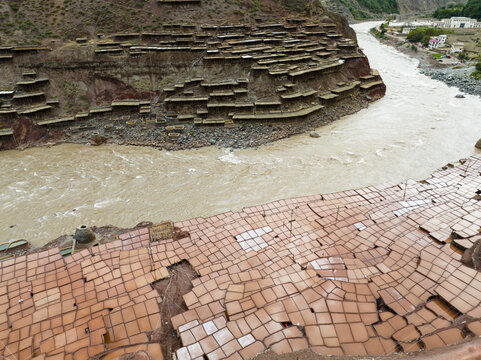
[[440, 17, 481, 29], [450, 42, 464, 53]]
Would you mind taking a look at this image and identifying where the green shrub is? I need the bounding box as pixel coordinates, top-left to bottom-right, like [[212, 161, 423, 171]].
[[432, 6, 463, 19], [356, 0, 398, 14], [470, 70, 481, 79], [370, 27, 384, 38], [462, 0, 481, 21]]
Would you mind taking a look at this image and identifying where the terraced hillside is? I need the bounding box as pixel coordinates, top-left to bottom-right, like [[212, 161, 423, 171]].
[[0, 0, 385, 150], [0, 0, 320, 44]]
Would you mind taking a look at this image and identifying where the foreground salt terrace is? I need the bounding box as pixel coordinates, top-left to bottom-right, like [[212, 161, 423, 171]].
[[2, 155, 481, 359]]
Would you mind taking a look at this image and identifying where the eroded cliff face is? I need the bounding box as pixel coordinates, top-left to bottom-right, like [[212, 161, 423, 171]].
[[397, 0, 467, 14], [0, 3, 385, 150]]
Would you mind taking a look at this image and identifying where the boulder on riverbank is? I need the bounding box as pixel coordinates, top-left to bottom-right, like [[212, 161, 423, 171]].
[[420, 67, 481, 97], [476, 138, 481, 149], [90, 134, 107, 146]]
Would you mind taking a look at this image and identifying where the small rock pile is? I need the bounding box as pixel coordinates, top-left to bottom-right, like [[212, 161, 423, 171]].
[[420, 66, 481, 97]]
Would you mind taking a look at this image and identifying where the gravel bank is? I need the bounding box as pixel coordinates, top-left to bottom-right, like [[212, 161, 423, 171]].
[[30, 94, 371, 152], [420, 66, 481, 97]]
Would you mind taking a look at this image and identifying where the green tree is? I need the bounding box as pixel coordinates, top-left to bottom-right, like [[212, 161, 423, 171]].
[[463, 0, 481, 20], [421, 35, 431, 47], [433, 0, 481, 20], [356, 0, 398, 14], [407, 28, 441, 44], [407, 29, 424, 42], [432, 6, 463, 19]]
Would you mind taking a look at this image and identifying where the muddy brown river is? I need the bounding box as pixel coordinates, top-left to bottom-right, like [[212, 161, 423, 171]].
[[1, 22, 481, 246]]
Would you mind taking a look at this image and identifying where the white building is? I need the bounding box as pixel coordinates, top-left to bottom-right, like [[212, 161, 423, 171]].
[[450, 42, 464, 53], [402, 25, 416, 34], [428, 38, 440, 49], [437, 34, 447, 46], [440, 17, 481, 28], [428, 35, 447, 50]]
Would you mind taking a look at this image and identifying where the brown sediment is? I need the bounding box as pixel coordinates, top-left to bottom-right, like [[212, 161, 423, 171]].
[[450, 243, 464, 256], [150, 260, 198, 358], [461, 239, 481, 270], [430, 298, 459, 320]]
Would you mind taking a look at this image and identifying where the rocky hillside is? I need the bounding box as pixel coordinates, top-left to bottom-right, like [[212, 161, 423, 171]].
[[0, 0, 386, 151], [0, 0, 322, 44], [398, 0, 468, 15], [320, 0, 397, 20], [320, 0, 468, 19]]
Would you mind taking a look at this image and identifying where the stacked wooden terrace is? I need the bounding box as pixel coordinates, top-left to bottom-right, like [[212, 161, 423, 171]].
[[111, 20, 380, 127], [34, 100, 152, 128], [91, 21, 359, 64], [1, 20, 384, 139], [0, 45, 50, 62], [0, 71, 54, 137], [0, 69, 153, 134], [0, 47, 13, 61]]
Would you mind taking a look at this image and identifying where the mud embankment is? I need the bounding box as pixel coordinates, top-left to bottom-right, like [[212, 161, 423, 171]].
[[1, 52, 384, 151], [1, 90, 377, 152]]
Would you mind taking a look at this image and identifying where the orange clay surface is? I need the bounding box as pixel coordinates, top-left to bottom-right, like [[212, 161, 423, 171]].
[[1, 155, 481, 359]]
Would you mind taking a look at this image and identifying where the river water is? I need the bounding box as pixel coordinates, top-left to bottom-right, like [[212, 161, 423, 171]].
[[1, 22, 481, 247]]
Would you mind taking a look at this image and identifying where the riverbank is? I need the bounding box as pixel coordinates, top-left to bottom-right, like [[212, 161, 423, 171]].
[[419, 66, 481, 96], [1, 153, 481, 359], [4, 93, 375, 152], [370, 29, 481, 97], [0, 153, 473, 257]]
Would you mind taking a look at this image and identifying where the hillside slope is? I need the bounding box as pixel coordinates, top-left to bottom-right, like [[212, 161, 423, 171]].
[[0, 0, 385, 152], [432, 0, 481, 21], [0, 0, 322, 44], [398, 0, 468, 14], [320, 0, 467, 19]]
